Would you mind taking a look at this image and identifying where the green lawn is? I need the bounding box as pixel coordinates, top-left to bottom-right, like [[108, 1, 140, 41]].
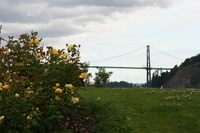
[[79, 87, 200, 133]]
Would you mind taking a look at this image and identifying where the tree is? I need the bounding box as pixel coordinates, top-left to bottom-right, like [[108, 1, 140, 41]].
[[106, 81, 133, 88], [94, 67, 113, 87]]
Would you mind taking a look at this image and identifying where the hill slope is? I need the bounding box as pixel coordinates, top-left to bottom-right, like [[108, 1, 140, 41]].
[[163, 63, 200, 88]]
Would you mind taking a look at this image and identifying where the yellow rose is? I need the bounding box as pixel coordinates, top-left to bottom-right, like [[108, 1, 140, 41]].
[[15, 93, 20, 97], [2, 84, 9, 89], [71, 97, 79, 104], [60, 52, 68, 59], [34, 39, 39, 45], [36, 108, 39, 111], [25, 91, 34, 94], [29, 39, 39, 45], [79, 73, 87, 79], [0, 116, 5, 121], [9, 79, 12, 83], [55, 88, 63, 93], [29, 39, 34, 44], [37, 53, 41, 57], [66, 84, 73, 89], [0, 83, 2, 87], [62, 52, 68, 57], [44, 68, 48, 72], [50, 49, 58, 55], [68, 44, 74, 50], [55, 96, 61, 100], [26, 115, 32, 120], [3, 51, 9, 55], [55, 83, 60, 87], [19, 63, 24, 66]]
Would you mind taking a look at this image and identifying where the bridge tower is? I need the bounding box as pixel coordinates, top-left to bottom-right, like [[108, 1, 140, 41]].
[[146, 45, 151, 87]]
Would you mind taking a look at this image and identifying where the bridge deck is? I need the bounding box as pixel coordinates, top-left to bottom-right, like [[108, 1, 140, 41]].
[[88, 66, 172, 70]]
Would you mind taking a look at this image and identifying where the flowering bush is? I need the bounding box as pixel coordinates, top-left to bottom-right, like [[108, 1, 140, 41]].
[[0, 31, 88, 132]]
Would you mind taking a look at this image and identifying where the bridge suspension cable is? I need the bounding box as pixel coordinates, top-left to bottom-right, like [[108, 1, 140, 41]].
[[151, 46, 183, 61], [90, 46, 146, 63]]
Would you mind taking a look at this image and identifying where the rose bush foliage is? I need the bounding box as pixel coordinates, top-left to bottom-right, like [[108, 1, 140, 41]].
[[0, 31, 88, 132]]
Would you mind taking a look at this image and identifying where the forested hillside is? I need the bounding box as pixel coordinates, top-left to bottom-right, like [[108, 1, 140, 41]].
[[152, 53, 200, 88]]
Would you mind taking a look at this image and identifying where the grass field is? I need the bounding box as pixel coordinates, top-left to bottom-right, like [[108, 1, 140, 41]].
[[79, 87, 200, 133]]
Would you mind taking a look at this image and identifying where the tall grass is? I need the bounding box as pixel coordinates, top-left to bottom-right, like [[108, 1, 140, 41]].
[[79, 87, 200, 133]]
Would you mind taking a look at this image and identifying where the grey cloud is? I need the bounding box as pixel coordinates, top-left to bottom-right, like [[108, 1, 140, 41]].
[[0, 19, 83, 38], [39, 19, 85, 37], [0, 0, 175, 23], [0, 0, 176, 38], [46, 0, 174, 8], [1, 0, 175, 7]]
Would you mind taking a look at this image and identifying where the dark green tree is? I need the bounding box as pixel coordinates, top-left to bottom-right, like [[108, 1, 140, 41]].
[[152, 65, 178, 88], [94, 67, 113, 87]]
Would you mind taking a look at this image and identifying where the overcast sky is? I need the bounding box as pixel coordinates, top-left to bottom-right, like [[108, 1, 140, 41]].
[[1, 0, 200, 84]]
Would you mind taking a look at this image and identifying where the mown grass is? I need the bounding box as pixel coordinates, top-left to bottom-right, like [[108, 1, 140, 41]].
[[79, 87, 200, 133]]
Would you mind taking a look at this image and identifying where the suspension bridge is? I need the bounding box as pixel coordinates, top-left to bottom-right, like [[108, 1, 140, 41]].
[[88, 45, 181, 87]]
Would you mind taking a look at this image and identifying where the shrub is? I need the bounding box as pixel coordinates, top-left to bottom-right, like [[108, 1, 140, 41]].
[[0, 31, 88, 132]]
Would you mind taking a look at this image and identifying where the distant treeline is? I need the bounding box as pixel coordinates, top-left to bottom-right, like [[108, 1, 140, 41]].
[[106, 81, 145, 88], [152, 53, 200, 88], [106, 81, 133, 88]]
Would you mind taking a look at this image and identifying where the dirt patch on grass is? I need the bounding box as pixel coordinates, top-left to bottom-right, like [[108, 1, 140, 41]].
[[57, 104, 99, 133]]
